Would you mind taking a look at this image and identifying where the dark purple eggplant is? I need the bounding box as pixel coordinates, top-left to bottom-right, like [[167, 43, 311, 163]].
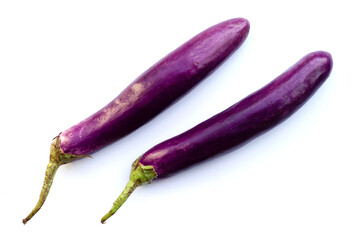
[[101, 51, 333, 223], [23, 18, 250, 224]]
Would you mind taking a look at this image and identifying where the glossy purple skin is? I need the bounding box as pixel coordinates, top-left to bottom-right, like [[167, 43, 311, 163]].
[[58, 18, 250, 155], [140, 51, 333, 177]]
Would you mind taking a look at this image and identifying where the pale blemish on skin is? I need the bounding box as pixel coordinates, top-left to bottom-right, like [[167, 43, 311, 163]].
[[95, 83, 145, 126], [131, 83, 145, 96]]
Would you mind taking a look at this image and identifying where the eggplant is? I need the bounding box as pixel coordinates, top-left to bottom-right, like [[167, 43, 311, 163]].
[[23, 18, 250, 224], [101, 51, 333, 223]]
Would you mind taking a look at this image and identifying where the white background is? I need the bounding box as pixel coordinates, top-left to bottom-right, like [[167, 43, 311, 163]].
[[1, 0, 359, 239]]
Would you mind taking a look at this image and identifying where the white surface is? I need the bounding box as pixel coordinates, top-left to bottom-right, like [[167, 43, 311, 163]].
[[1, 0, 359, 239]]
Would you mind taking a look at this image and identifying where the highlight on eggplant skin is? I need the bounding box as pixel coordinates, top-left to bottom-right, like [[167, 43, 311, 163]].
[[101, 51, 332, 223], [22, 18, 250, 224]]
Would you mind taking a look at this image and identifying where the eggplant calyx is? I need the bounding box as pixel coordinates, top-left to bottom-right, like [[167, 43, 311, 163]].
[[101, 156, 157, 224], [22, 135, 89, 224]]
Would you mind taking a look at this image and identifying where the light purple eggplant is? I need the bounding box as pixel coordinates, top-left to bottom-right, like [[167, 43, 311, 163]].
[[101, 51, 333, 223], [23, 18, 250, 224]]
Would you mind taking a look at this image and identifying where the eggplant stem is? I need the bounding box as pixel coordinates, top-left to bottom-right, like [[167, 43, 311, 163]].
[[101, 156, 157, 223], [22, 161, 60, 224], [101, 179, 140, 224], [23, 135, 89, 224]]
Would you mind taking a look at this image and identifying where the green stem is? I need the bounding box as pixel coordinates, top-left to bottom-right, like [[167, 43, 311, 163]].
[[23, 135, 89, 224], [22, 161, 59, 224], [101, 157, 157, 223], [101, 179, 140, 223]]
